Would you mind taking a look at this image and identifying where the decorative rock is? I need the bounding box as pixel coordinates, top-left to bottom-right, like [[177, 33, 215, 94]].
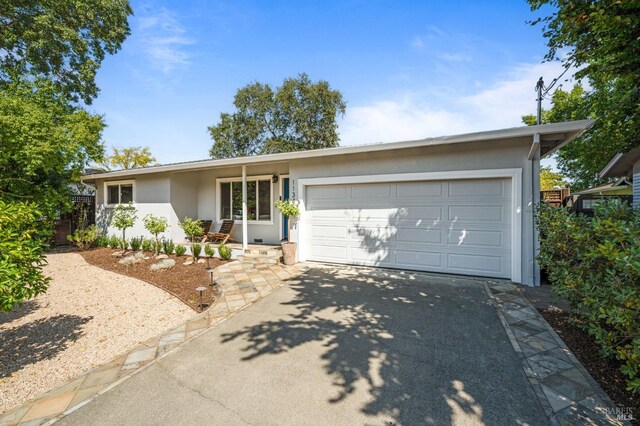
[[183, 260, 194, 266], [111, 251, 123, 256], [150, 258, 176, 271], [118, 255, 136, 265], [144, 256, 150, 260], [156, 254, 168, 260], [134, 252, 144, 259], [197, 258, 206, 264]]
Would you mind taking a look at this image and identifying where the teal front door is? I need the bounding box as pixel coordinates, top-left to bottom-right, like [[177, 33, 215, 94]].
[[282, 177, 290, 240]]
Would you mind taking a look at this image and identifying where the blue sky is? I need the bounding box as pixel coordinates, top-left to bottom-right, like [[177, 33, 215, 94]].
[[91, 0, 569, 166]]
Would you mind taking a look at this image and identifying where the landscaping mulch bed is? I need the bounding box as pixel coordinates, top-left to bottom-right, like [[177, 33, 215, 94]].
[[80, 248, 227, 312], [540, 309, 639, 424]]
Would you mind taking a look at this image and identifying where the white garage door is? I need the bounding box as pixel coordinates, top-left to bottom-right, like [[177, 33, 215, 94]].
[[304, 178, 512, 279]]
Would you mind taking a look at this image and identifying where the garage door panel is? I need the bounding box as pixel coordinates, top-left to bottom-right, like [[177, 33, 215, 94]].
[[449, 180, 505, 197], [311, 224, 348, 239], [308, 186, 349, 199], [310, 243, 348, 260], [308, 208, 349, 219], [397, 181, 443, 197], [347, 226, 395, 241], [351, 208, 396, 221], [351, 183, 392, 199], [395, 228, 443, 244], [350, 247, 391, 264], [397, 206, 443, 221], [395, 250, 443, 268], [447, 253, 504, 274], [305, 178, 512, 280], [446, 229, 506, 248], [448, 205, 506, 223]]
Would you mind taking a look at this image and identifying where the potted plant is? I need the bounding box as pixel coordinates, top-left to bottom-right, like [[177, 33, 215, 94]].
[[275, 200, 300, 265]]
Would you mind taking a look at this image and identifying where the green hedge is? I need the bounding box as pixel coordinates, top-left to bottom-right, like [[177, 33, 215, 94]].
[[536, 200, 640, 393]]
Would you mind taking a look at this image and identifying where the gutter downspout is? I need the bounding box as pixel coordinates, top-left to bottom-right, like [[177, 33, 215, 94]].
[[531, 133, 540, 286]]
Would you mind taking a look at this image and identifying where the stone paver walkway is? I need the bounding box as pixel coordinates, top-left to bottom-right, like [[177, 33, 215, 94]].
[[0, 260, 308, 426], [485, 281, 628, 426]]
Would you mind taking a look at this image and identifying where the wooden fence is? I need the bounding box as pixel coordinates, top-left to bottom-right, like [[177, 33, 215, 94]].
[[540, 188, 570, 207], [54, 195, 96, 245]]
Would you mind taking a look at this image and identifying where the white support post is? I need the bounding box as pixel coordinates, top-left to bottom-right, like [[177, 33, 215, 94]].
[[242, 165, 248, 250]]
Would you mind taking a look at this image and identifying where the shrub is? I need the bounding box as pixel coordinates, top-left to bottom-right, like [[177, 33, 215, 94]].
[[175, 245, 187, 256], [536, 200, 640, 392], [143, 214, 168, 255], [218, 243, 232, 260], [108, 234, 121, 249], [130, 236, 143, 252], [204, 244, 214, 257], [95, 234, 109, 247], [179, 217, 203, 262], [0, 200, 50, 311], [141, 238, 153, 252], [67, 225, 100, 250], [110, 203, 137, 244], [163, 239, 175, 255], [192, 243, 202, 258]]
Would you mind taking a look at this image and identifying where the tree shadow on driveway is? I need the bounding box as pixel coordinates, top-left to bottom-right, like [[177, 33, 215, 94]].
[[0, 314, 91, 378], [221, 266, 546, 425]]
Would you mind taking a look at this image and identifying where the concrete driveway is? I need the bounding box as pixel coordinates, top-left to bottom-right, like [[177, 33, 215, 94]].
[[59, 265, 547, 426]]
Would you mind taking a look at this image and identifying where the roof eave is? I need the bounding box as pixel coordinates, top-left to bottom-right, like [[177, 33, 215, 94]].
[[82, 119, 594, 181], [598, 146, 640, 178]]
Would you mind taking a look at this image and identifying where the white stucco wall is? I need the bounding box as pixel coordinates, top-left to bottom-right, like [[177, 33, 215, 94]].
[[95, 174, 173, 241], [95, 164, 290, 245]]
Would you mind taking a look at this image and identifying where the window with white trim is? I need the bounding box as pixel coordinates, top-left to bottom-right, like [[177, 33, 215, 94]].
[[218, 178, 272, 222], [106, 182, 134, 204]]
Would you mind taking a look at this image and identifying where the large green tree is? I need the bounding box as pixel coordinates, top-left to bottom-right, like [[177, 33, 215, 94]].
[[527, 0, 640, 190], [209, 74, 346, 159], [100, 146, 157, 170], [0, 0, 130, 310], [0, 78, 105, 212], [539, 166, 568, 190], [0, 0, 132, 104]]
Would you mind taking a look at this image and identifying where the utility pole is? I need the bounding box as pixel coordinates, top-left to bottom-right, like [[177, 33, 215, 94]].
[[535, 77, 544, 125]]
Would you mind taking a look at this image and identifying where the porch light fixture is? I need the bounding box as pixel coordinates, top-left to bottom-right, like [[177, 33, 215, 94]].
[[272, 175, 279, 183]]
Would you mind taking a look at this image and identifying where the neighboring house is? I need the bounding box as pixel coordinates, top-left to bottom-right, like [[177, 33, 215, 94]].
[[563, 177, 633, 214], [81, 120, 592, 286], [598, 145, 640, 208]]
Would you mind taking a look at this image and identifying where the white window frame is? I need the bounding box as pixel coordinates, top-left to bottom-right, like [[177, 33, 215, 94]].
[[216, 175, 274, 225], [104, 180, 136, 207]]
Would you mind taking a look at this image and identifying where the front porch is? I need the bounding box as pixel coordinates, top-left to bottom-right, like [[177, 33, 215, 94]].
[[182, 163, 291, 249]]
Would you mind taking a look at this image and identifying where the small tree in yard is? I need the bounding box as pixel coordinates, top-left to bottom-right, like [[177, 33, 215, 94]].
[[0, 200, 50, 311], [111, 203, 137, 251], [179, 217, 203, 262], [143, 214, 169, 255]]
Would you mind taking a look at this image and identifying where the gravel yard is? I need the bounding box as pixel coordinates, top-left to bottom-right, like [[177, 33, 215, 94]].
[[0, 252, 195, 414]]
